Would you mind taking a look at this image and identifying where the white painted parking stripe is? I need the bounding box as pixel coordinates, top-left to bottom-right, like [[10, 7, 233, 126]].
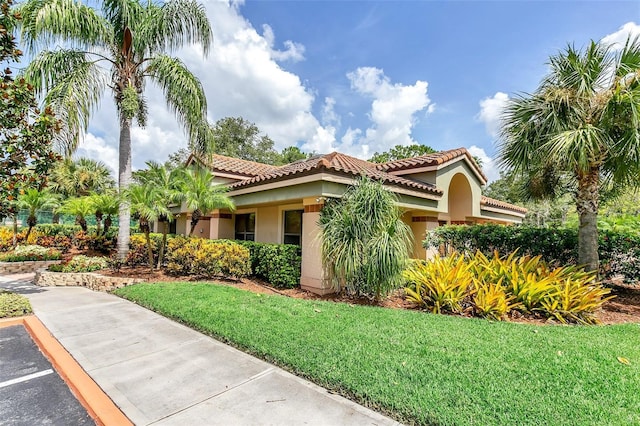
[[0, 369, 54, 389]]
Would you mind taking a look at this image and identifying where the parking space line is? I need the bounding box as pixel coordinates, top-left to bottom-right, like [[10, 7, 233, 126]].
[[0, 369, 54, 389]]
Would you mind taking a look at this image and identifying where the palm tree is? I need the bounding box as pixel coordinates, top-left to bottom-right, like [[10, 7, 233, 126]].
[[88, 193, 119, 236], [18, 0, 215, 259], [499, 37, 640, 273], [59, 197, 94, 233], [49, 158, 116, 199], [126, 184, 170, 270], [176, 167, 235, 237], [319, 176, 412, 300], [17, 189, 59, 240], [135, 161, 182, 268]]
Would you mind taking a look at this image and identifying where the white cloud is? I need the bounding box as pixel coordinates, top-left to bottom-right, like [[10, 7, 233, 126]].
[[321, 97, 339, 126], [346, 67, 432, 155], [477, 92, 509, 139], [467, 145, 499, 184], [262, 24, 306, 62], [601, 22, 640, 50], [74, 133, 119, 179]]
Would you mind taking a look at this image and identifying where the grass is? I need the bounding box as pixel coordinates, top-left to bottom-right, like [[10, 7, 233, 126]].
[[0, 290, 33, 318], [115, 282, 640, 426]]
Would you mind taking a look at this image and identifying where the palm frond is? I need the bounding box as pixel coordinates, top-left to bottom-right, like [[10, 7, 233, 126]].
[[23, 49, 108, 155], [17, 0, 112, 52], [144, 54, 213, 154], [135, 0, 212, 57]]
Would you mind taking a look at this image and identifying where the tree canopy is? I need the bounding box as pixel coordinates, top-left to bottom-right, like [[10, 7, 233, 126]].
[[369, 144, 436, 163], [499, 37, 640, 271], [0, 0, 59, 220], [18, 0, 215, 258]]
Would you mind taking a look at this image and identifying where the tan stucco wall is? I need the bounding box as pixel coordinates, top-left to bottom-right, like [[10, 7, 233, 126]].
[[300, 210, 332, 295], [176, 216, 188, 235], [256, 206, 279, 243], [404, 171, 437, 185], [435, 161, 484, 218], [448, 173, 473, 222], [191, 219, 210, 239]]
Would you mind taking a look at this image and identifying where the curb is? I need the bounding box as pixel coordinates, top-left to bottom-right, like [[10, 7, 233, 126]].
[[0, 316, 133, 426]]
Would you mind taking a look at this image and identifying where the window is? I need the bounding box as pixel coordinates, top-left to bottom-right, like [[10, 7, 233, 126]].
[[283, 210, 303, 245], [235, 213, 255, 241]]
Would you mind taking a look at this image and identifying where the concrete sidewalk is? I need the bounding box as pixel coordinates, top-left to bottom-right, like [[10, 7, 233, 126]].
[[0, 274, 400, 425]]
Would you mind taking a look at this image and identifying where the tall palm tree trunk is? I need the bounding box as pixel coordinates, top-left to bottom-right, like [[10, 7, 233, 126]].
[[157, 220, 168, 270], [576, 168, 600, 273], [117, 119, 133, 259]]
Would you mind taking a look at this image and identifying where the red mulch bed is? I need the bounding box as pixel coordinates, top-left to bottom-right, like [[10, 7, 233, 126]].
[[98, 265, 640, 325]]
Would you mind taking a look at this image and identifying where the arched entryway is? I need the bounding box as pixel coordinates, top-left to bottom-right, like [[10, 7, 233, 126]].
[[448, 173, 473, 224]]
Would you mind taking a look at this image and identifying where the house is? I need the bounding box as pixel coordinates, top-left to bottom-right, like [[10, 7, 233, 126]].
[[169, 148, 526, 295]]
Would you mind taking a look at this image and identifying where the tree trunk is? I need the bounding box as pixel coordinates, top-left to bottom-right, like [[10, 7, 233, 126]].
[[189, 209, 201, 236], [576, 168, 600, 273], [144, 230, 154, 272], [12, 214, 17, 247], [117, 119, 133, 259], [157, 220, 168, 270], [52, 213, 60, 224]]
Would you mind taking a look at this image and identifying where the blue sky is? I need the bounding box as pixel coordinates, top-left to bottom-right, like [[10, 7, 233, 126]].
[[75, 0, 640, 182]]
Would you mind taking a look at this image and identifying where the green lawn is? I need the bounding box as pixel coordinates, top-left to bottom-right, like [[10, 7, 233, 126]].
[[115, 282, 640, 426]]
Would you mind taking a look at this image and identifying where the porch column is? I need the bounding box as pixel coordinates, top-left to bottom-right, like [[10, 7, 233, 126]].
[[209, 210, 234, 240], [300, 198, 332, 295], [410, 215, 440, 260]]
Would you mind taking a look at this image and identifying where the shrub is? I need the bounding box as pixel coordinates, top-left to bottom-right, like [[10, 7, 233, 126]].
[[34, 234, 73, 253], [319, 177, 412, 299], [34, 223, 81, 237], [56, 255, 109, 273], [404, 251, 612, 324], [0, 290, 33, 318], [166, 237, 250, 278], [126, 233, 167, 266], [425, 224, 640, 283], [235, 241, 301, 289], [404, 255, 473, 314], [473, 281, 516, 320], [0, 245, 61, 262]]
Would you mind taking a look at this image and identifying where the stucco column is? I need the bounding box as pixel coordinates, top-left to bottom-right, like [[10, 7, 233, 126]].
[[209, 210, 234, 240], [410, 215, 440, 260], [300, 200, 332, 295]]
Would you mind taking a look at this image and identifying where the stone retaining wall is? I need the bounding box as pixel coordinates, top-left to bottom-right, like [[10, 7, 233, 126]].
[[0, 260, 62, 275], [35, 269, 144, 292]]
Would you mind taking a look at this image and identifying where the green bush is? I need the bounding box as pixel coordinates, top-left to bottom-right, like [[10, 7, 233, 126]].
[[34, 223, 81, 237], [166, 237, 250, 278], [425, 224, 640, 283], [0, 245, 61, 262], [125, 233, 168, 266], [52, 255, 108, 273], [0, 290, 33, 318], [235, 241, 301, 289], [404, 251, 612, 324]]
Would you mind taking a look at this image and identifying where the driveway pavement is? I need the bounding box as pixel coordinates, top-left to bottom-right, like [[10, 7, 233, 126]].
[[0, 274, 400, 425], [0, 324, 93, 426]]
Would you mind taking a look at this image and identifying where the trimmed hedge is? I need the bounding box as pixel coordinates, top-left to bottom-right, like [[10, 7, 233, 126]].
[[166, 237, 250, 278], [0, 290, 32, 318], [235, 241, 301, 289], [425, 224, 640, 283]]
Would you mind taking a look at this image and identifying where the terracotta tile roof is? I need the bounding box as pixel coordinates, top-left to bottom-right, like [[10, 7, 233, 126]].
[[481, 196, 528, 214], [228, 152, 443, 195], [191, 153, 280, 177], [377, 148, 488, 182]]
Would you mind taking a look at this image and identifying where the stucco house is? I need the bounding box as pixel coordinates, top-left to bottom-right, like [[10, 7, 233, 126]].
[[167, 147, 526, 295]]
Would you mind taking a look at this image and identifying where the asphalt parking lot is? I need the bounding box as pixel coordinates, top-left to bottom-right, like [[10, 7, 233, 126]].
[[0, 325, 94, 426]]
